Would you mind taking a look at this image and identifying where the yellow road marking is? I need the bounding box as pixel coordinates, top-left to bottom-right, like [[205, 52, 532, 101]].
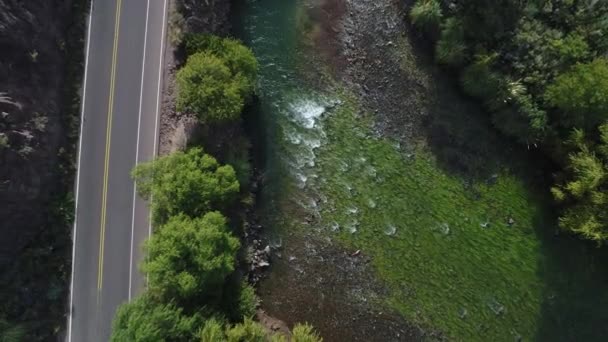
[[98, 0, 122, 293]]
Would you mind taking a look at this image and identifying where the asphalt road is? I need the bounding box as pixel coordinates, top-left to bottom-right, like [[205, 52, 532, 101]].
[[67, 0, 167, 340]]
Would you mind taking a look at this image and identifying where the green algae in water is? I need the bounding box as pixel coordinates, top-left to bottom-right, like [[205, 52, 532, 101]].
[[234, 0, 608, 340], [314, 95, 608, 341]]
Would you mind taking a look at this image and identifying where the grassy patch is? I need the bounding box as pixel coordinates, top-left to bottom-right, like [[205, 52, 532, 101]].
[[313, 93, 608, 341]]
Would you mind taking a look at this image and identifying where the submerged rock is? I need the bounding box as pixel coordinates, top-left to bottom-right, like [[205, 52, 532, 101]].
[[384, 224, 397, 236]]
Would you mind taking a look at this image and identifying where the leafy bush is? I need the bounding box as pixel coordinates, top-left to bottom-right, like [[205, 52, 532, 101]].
[[235, 282, 258, 319], [177, 34, 258, 123], [455, 0, 524, 43], [225, 318, 267, 342], [545, 59, 608, 131], [461, 54, 507, 108], [198, 318, 323, 342], [143, 212, 240, 303], [184, 34, 258, 91], [219, 278, 259, 322], [435, 18, 467, 66], [552, 33, 591, 63], [292, 323, 324, 342], [177, 52, 250, 123], [132, 148, 239, 225], [491, 93, 547, 144], [410, 0, 442, 31], [551, 126, 608, 242], [199, 318, 226, 342], [110, 295, 202, 342], [167, 5, 185, 46]]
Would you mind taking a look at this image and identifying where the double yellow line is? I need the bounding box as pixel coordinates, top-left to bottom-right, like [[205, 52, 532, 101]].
[[98, 0, 122, 293]]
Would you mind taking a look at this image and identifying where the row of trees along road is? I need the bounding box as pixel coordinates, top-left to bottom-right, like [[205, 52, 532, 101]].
[[110, 34, 322, 341], [411, 0, 608, 243]]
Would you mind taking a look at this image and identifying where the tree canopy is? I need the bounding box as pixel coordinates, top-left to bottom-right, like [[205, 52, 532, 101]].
[[545, 59, 608, 131], [177, 34, 257, 123], [551, 125, 608, 242], [411, 0, 608, 242], [110, 295, 202, 342], [143, 212, 240, 303], [198, 318, 324, 342], [132, 148, 239, 225], [185, 33, 258, 92], [176, 52, 249, 123]]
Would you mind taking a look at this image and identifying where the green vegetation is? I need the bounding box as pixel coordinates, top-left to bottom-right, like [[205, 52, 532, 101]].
[[184, 34, 258, 89], [177, 34, 257, 123], [409, 0, 442, 32], [199, 319, 323, 342], [410, 0, 608, 242], [143, 212, 240, 304], [168, 5, 186, 46], [551, 126, 608, 241], [290, 324, 323, 342], [132, 148, 239, 225], [113, 34, 321, 341], [111, 295, 202, 342], [545, 59, 608, 131], [0, 320, 25, 342], [312, 92, 608, 340], [115, 147, 268, 340], [176, 53, 249, 122]]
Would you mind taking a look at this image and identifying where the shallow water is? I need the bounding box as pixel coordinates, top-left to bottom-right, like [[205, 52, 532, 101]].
[[233, 0, 608, 341]]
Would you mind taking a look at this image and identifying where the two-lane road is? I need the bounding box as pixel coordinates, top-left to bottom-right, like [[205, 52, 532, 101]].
[[68, 0, 167, 340]]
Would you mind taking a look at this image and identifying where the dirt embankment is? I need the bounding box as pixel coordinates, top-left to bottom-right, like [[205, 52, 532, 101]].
[[0, 0, 87, 339], [158, 0, 231, 156]]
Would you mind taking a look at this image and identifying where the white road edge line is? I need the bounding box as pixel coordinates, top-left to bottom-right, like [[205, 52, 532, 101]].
[[129, 0, 151, 302], [147, 0, 168, 271], [67, 0, 94, 341]]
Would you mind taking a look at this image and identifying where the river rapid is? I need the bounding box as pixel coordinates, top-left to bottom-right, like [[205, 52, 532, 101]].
[[233, 0, 608, 341]]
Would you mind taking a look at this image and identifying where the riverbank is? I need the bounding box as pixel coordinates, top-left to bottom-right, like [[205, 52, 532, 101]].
[[234, 0, 608, 341]]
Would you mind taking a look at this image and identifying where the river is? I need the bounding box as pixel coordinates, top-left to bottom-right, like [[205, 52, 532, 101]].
[[233, 0, 608, 341]]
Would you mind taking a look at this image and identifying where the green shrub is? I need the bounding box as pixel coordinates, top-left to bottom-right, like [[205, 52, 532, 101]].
[[132, 148, 239, 225], [185, 34, 258, 92], [545, 59, 608, 131], [225, 142, 252, 189], [177, 52, 249, 123], [551, 126, 608, 242], [410, 0, 442, 31], [491, 91, 548, 145], [110, 295, 202, 342], [435, 18, 467, 66], [292, 323, 323, 342], [460, 54, 506, 108], [225, 318, 267, 342], [552, 33, 591, 62], [168, 6, 186, 46], [220, 279, 258, 321], [143, 212, 240, 303], [236, 283, 258, 319], [199, 318, 226, 342]]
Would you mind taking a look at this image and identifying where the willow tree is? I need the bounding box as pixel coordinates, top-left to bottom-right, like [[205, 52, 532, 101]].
[[132, 148, 239, 225], [143, 212, 240, 304]]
